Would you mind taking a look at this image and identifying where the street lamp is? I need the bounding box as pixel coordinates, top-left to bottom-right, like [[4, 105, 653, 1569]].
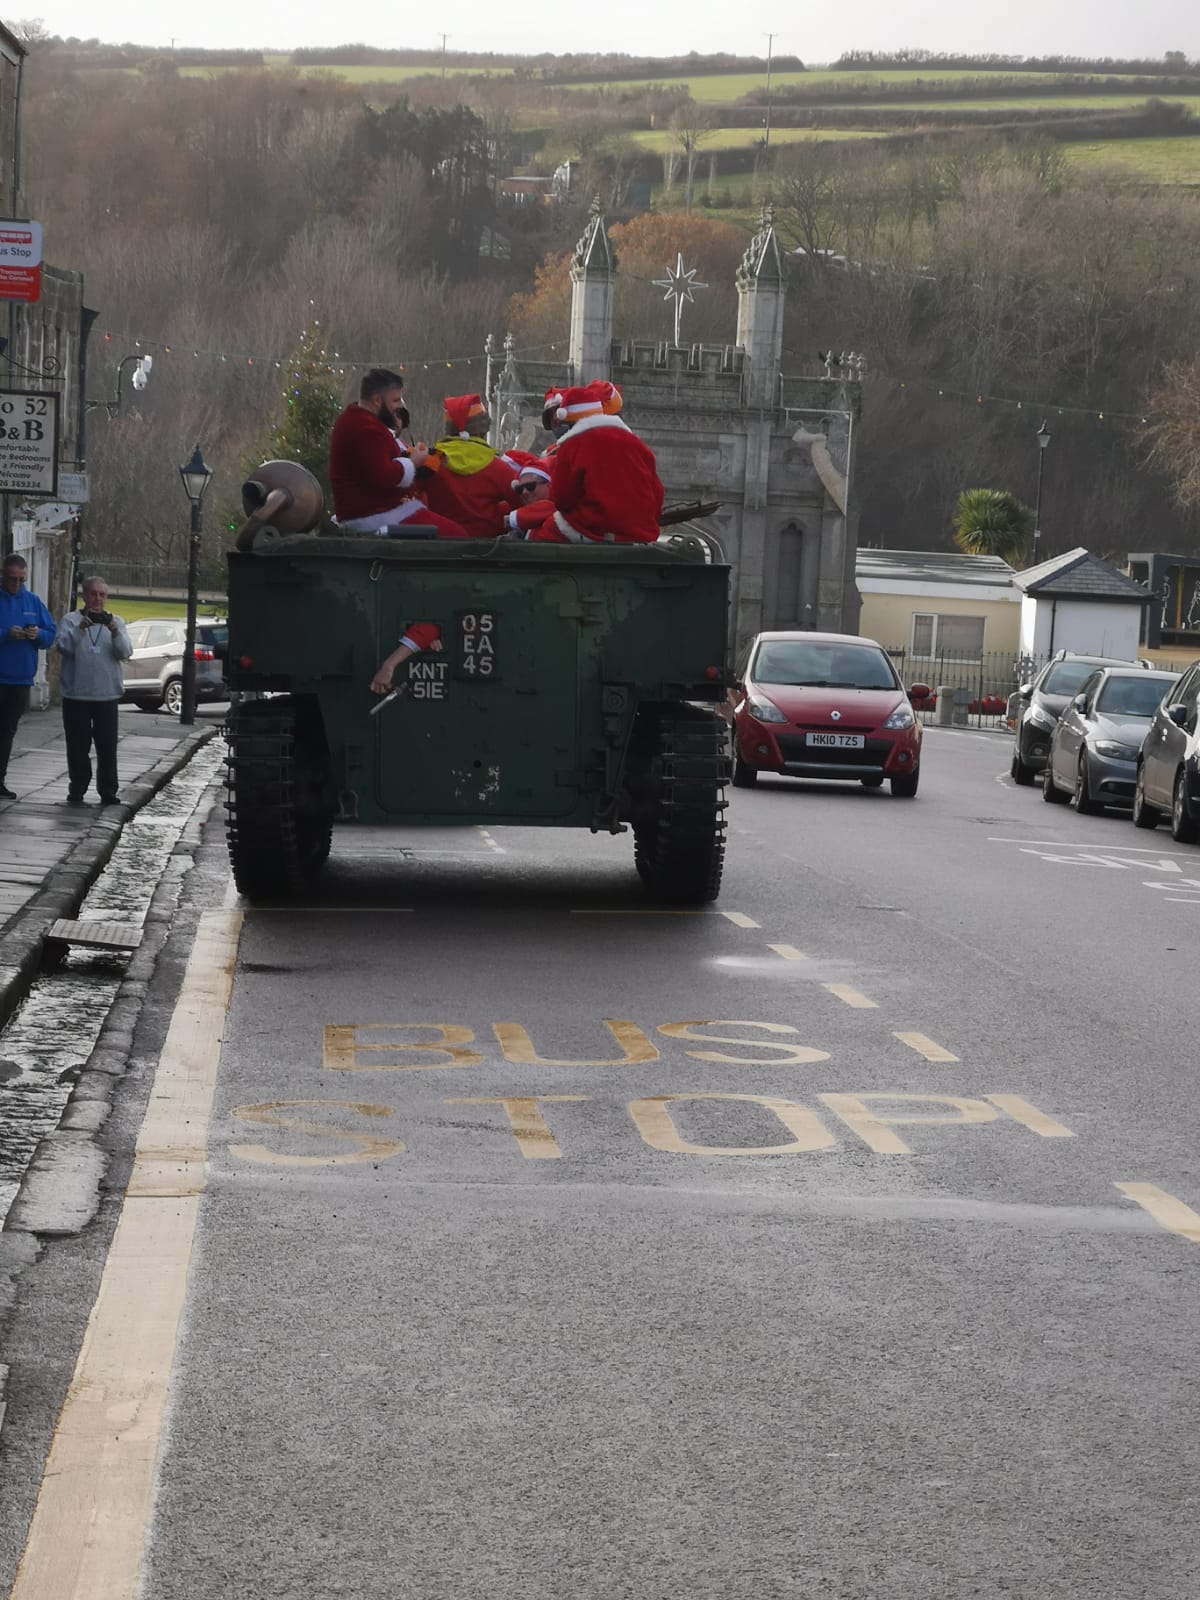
[[1032, 420, 1050, 563], [178, 443, 213, 726], [86, 353, 152, 416]]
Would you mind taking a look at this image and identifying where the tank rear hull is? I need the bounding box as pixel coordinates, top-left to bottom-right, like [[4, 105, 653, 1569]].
[[227, 538, 729, 830]]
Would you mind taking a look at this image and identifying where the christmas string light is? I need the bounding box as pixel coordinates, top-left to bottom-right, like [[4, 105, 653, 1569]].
[[90, 329, 566, 371], [784, 351, 1156, 425]]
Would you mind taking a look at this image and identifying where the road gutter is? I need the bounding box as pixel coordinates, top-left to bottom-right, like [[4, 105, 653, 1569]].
[[0, 728, 216, 1032]]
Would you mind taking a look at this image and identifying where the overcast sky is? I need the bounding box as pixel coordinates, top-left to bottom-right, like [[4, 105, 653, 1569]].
[[18, 0, 1199, 61]]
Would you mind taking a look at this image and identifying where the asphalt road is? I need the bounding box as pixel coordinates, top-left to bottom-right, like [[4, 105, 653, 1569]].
[[5, 726, 1199, 1600]]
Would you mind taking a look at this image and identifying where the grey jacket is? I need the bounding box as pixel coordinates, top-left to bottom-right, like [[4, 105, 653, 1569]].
[[55, 611, 133, 700]]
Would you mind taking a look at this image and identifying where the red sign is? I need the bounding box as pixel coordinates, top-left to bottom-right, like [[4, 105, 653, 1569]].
[[0, 222, 43, 304], [0, 264, 41, 303]]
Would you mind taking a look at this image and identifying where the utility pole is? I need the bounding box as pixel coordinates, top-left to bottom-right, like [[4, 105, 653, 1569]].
[[438, 32, 450, 80], [763, 33, 778, 152]]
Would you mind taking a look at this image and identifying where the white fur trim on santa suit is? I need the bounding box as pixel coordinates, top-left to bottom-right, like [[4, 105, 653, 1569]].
[[553, 509, 614, 544], [338, 498, 429, 533], [557, 412, 631, 444]]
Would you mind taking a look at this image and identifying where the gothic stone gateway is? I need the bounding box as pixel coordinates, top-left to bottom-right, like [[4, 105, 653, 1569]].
[[486, 205, 864, 654]]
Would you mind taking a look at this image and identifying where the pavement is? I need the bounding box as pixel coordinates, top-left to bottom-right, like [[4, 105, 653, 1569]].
[[0, 702, 220, 1029], [2, 724, 1200, 1599]]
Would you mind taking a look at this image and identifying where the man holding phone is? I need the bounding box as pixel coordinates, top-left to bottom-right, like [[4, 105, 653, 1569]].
[[0, 552, 56, 800], [55, 576, 132, 806]]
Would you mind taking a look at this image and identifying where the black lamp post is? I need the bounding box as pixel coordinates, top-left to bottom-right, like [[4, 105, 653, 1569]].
[[1032, 420, 1050, 563], [178, 444, 213, 725]]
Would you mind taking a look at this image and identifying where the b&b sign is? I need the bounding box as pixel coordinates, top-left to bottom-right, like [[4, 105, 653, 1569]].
[[0, 389, 59, 494], [0, 221, 42, 304]]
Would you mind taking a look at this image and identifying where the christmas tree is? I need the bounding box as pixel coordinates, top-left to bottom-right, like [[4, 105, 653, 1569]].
[[264, 325, 342, 499]]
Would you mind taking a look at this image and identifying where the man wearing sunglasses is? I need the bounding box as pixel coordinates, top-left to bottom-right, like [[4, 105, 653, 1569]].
[[0, 553, 56, 800]]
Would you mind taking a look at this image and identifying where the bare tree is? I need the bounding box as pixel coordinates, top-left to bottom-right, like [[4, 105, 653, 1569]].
[[1148, 356, 1200, 509], [668, 100, 713, 215]]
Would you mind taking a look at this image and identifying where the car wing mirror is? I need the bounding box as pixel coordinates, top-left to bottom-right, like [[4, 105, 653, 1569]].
[[1168, 703, 1190, 728], [1017, 682, 1032, 698], [1072, 693, 1088, 712]]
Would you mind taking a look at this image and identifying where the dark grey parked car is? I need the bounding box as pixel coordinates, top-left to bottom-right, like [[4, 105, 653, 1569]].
[[1042, 667, 1179, 813], [1009, 651, 1136, 784], [1133, 658, 1200, 841], [122, 618, 228, 715]]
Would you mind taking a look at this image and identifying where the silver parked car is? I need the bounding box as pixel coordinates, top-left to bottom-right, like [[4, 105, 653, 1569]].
[[1042, 666, 1179, 813], [122, 617, 228, 715], [1133, 658, 1200, 840]]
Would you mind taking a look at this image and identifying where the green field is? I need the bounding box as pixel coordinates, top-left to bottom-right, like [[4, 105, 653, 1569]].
[[108, 597, 224, 622], [870, 94, 1200, 113], [1063, 135, 1200, 182], [571, 69, 1186, 102], [180, 61, 513, 83], [632, 126, 885, 154]]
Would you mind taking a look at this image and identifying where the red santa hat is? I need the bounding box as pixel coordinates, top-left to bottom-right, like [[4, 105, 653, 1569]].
[[512, 460, 552, 490], [556, 380, 616, 423], [542, 386, 565, 423], [600, 382, 623, 415], [443, 394, 487, 438]]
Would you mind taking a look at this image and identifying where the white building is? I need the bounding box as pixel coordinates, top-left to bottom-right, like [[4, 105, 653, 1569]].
[[1014, 547, 1151, 660]]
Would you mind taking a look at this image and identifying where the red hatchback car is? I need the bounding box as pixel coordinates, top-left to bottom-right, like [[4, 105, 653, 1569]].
[[731, 631, 922, 797]]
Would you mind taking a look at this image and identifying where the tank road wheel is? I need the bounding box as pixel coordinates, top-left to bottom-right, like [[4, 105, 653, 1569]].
[[629, 707, 729, 906], [225, 697, 336, 901]]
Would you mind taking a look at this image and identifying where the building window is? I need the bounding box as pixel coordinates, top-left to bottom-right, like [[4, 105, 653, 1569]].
[[910, 613, 986, 662]]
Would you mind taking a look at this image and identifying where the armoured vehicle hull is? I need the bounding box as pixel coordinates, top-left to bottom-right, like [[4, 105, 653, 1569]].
[[225, 537, 730, 902]]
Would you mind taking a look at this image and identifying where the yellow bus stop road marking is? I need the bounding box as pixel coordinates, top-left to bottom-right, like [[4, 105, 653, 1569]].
[[1116, 1182, 1200, 1245], [894, 1031, 959, 1063], [823, 983, 878, 1009], [8, 909, 243, 1600], [722, 911, 762, 928], [768, 943, 808, 961]]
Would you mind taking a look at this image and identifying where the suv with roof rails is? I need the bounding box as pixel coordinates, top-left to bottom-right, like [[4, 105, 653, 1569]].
[[1008, 650, 1141, 785], [122, 617, 228, 716]]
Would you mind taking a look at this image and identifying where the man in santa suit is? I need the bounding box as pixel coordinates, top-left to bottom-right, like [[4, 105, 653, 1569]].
[[499, 456, 555, 537], [370, 622, 442, 696], [528, 380, 663, 544], [328, 367, 468, 539], [420, 394, 522, 538]]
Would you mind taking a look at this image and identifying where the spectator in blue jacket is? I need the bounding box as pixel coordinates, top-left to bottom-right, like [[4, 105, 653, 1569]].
[[0, 552, 56, 800]]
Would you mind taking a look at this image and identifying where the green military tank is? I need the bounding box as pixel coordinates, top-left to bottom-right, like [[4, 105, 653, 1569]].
[[224, 461, 731, 905]]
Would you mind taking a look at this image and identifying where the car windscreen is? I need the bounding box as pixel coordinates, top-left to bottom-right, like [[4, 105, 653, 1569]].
[[1095, 676, 1176, 718], [199, 624, 228, 647], [752, 640, 898, 690], [1042, 661, 1103, 696]]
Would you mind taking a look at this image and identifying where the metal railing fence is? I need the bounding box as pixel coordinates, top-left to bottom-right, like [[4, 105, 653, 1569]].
[[78, 556, 226, 597], [884, 648, 1194, 730], [884, 649, 1044, 729]]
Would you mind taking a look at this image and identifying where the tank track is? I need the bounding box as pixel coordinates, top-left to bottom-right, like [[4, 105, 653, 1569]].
[[225, 698, 333, 901], [633, 708, 729, 905]]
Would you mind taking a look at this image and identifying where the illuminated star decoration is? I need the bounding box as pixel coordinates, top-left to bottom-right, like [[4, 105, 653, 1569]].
[[652, 253, 708, 347]]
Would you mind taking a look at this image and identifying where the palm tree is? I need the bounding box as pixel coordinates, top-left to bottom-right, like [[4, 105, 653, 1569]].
[[952, 488, 1035, 567]]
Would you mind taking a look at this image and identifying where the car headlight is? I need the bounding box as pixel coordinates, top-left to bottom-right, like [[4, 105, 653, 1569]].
[[882, 702, 915, 730], [1026, 705, 1056, 731], [1094, 740, 1139, 759], [746, 696, 787, 724]]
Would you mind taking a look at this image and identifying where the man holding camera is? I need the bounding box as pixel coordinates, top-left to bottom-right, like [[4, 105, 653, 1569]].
[[55, 576, 132, 806], [0, 552, 56, 800]]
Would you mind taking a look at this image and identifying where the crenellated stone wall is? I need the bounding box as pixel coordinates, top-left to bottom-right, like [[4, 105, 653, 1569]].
[[487, 206, 864, 654]]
